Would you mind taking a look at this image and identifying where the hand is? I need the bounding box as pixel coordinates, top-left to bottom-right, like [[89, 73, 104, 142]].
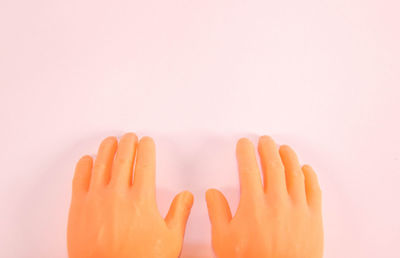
[[206, 136, 323, 258], [67, 133, 194, 258]]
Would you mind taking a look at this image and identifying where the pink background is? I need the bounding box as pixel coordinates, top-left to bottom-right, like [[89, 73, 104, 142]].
[[1, 0, 399, 257]]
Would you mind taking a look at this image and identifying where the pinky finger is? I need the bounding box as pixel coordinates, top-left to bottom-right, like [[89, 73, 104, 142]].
[[72, 155, 93, 195], [302, 165, 322, 209]]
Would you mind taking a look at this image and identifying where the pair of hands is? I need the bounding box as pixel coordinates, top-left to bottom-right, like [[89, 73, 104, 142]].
[[67, 133, 323, 258]]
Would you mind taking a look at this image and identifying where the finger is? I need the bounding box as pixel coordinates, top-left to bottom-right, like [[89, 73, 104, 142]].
[[279, 145, 306, 204], [302, 165, 322, 209], [72, 155, 93, 195], [132, 136, 156, 199], [258, 135, 286, 194], [90, 136, 118, 188], [110, 133, 138, 187], [236, 138, 263, 199], [205, 189, 232, 231], [165, 191, 194, 236]]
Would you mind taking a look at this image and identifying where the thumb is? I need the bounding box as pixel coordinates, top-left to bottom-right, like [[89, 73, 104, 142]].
[[165, 191, 194, 235], [205, 188, 232, 230]]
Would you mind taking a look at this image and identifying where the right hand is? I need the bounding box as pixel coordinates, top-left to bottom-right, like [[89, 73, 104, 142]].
[[206, 136, 323, 258]]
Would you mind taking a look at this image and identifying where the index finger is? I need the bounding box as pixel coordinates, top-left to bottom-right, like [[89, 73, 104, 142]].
[[236, 138, 263, 199], [132, 136, 156, 200]]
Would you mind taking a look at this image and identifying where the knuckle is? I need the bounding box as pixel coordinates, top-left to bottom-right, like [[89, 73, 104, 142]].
[[240, 166, 255, 174], [268, 160, 284, 172], [267, 191, 289, 206], [116, 156, 131, 166], [136, 163, 154, 172], [93, 162, 107, 171], [108, 185, 128, 198], [292, 169, 305, 179]]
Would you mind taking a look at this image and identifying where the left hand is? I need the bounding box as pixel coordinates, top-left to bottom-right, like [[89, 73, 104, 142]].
[[67, 133, 194, 258]]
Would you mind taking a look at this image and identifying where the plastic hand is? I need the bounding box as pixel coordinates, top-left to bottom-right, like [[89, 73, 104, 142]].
[[206, 136, 323, 258], [67, 133, 194, 258]]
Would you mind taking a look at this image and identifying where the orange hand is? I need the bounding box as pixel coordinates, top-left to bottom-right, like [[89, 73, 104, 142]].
[[67, 133, 194, 258], [206, 136, 323, 258]]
